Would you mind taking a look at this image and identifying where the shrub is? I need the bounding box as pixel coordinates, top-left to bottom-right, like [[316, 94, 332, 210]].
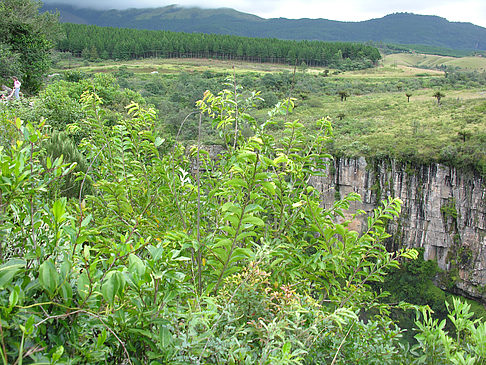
[[0, 82, 421, 364]]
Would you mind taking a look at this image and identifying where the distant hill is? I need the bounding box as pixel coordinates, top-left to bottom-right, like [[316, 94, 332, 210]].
[[42, 4, 486, 51], [383, 53, 486, 71]]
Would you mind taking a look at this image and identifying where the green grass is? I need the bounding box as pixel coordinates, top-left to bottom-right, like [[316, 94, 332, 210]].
[[56, 56, 486, 174], [340, 65, 444, 78], [384, 53, 486, 71], [383, 44, 476, 58], [288, 88, 486, 172], [54, 52, 486, 76], [52, 57, 315, 75]]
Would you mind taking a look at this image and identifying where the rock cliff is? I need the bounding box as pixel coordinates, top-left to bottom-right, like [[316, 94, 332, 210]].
[[310, 157, 486, 301]]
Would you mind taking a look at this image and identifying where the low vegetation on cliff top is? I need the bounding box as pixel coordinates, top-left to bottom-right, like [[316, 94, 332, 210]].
[[50, 55, 486, 175]]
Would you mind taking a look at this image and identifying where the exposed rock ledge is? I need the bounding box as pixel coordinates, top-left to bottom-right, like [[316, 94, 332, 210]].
[[310, 157, 486, 302]]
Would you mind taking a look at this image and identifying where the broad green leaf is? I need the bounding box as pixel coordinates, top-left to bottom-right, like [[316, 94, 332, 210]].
[[159, 326, 173, 348], [236, 151, 257, 163], [96, 329, 107, 349], [101, 271, 125, 306], [211, 248, 229, 263], [249, 136, 263, 145], [212, 238, 232, 249], [52, 345, 64, 362], [77, 272, 90, 300], [128, 254, 146, 277], [241, 216, 265, 227], [60, 282, 73, 302], [39, 259, 59, 295], [147, 245, 164, 261], [0, 259, 25, 289], [274, 154, 288, 165], [246, 204, 263, 214], [335, 224, 346, 237], [52, 198, 67, 224], [221, 266, 240, 278], [154, 137, 165, 147], [261, 181, 276, 195], [292, 201, 305, 208], [225, 215, 240, 228], [128, 328, 154, 339], [254, 172, 270, 181], [221, 202, 241, 215], [226, 178, 247, 188], [60, 260, 72, 279], [229, 248, 254, 263], [9, 286, 20, 308], [22, 315, 35, 335], [81, 213, 92, 227]]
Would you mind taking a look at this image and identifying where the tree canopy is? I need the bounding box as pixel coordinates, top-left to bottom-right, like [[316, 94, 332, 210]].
[[0, 0, 61, 93], [57, 23, 381, 69]]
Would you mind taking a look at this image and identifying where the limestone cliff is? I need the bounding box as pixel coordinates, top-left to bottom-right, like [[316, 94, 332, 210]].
[[311, 157, 486, 301]]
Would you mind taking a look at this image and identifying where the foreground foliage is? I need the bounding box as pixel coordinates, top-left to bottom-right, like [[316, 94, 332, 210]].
[[0, 81, 484, 364]]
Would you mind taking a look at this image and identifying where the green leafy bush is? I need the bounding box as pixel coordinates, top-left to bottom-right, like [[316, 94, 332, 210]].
[[7, 81, 480, 364]]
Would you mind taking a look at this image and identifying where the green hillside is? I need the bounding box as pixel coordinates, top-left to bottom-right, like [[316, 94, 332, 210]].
[[384, 53, 486, 71], [42, 4, 486, 51]]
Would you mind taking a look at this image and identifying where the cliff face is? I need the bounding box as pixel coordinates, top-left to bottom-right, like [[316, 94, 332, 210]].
[[310, 157, 486, 301]]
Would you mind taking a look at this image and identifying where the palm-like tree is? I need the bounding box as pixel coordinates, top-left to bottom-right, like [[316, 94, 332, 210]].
[[338, 90, 349, 102], [433, 91, 445, 105]]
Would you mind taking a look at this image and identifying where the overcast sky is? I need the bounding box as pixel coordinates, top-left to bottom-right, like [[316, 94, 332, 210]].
[[43, 0, 486, 28]]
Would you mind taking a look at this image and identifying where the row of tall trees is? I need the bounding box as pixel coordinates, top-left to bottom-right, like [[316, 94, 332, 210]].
[[58, 23, 381, 68]]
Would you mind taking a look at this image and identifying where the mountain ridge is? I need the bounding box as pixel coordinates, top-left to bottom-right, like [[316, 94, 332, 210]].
[[42, 4, 486, 50]]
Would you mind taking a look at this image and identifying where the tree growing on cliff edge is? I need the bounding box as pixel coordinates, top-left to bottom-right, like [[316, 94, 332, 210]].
[[0, 0, 61, 93]]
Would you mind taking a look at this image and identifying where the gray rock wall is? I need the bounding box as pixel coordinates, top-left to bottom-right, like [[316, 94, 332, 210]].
[[310, 157, 486, 301]]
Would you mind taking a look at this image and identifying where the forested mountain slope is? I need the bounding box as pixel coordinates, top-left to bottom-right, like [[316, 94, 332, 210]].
[[42, 4, 486, 50]]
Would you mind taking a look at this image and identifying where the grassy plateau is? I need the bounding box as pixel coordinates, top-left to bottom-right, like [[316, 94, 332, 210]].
[[52, 53, 486, 174]]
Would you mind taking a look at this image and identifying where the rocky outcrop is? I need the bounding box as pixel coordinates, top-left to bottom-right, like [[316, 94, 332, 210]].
[[310, 157, 486, 301]]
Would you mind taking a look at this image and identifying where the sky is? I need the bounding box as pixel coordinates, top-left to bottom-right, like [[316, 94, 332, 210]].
[[43, 0, 486, 28]]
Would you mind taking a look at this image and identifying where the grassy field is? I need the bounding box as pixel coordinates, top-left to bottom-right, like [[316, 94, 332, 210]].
[[55, 53, 486, 76], [288, 88, 486, 167], [53, 57, 308, 75], [384, 53, 486, 71], [55, 56, 486, 174], [340, 65, 443, 78]]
